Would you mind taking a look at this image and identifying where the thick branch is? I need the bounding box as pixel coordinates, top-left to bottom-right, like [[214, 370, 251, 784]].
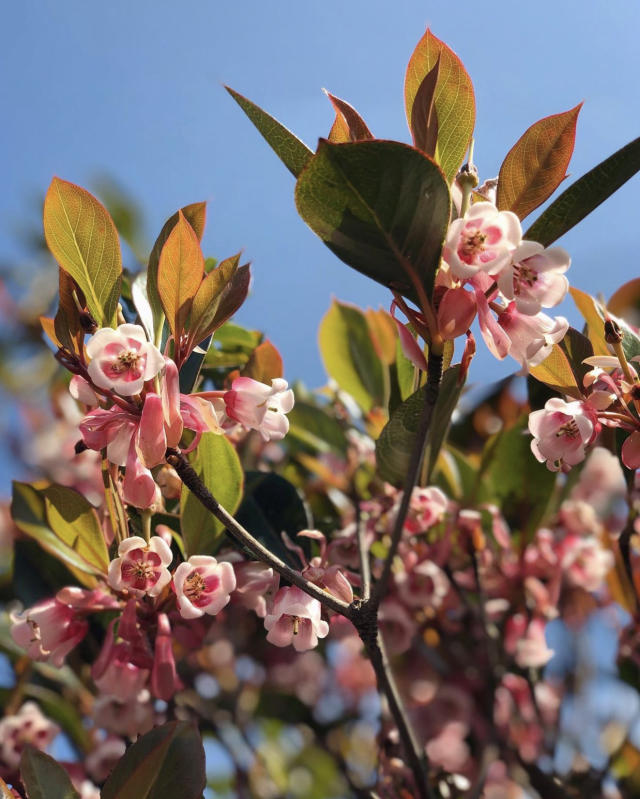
[[372, 349, 444, 607], [166, 448, 350, 616]]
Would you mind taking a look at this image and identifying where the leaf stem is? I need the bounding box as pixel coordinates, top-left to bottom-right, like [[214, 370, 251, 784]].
[[355, 500, 371, 602]]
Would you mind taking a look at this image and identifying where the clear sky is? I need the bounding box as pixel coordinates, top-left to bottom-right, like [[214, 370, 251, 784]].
[[1, 1, 639, 491]]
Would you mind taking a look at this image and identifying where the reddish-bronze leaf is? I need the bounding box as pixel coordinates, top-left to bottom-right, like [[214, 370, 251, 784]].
[[410, 54, 440, 157], [40, 317, 62, 349], [404, 29, 475, 182], [157, 211, 204, 341], [497, 104, 582, 220], [242, 340, 284, 383], [54, 269, 84, 352], [365, 307, 397, 365], [188, 253, 241, 346], [328, 110, 351, 143], [324, 90, 373, 142]]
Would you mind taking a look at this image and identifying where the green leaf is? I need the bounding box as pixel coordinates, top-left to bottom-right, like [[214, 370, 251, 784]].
[[101, 722, 205, 799], [235, 472, 312, 569], [296, 139, 450, 306], [525, 135, 640, 246], [318, 300, 387, 412], [43, 177, 122, 327], [180, 434, 244, 556], [376, 364, 462, 486], [528, 343, 582, 399], [570, 286, 610, 356], [226, 86, 313, 178], [287, 400, 349, 455], [11, 482, 105, 586], [497, 104, 582, 220], [404, 29, 475, 182], [20, 747, 80, 799]]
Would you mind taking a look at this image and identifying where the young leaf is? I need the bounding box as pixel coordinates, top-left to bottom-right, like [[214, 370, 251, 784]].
[[180, 433, 244, 556], [187, 254, 249, 348], [226, 86, 313, 178], [570, 287, 609, 356], [54, 269, 83, 352], [365, 307, 397, 366], [295, 139, 451, 306], [157, 210, 204, 341], [20, 748, 80, 799], [409, 54, 440, 157], [404, 29, 475, 182], [147, 202, 206, 335], [43, 178, 122, 327], [328, 108, 351, 143], [525, 135, 640, 246], [318, 300, 387, 413], [241, 339, 284, 383], [497, 104, 582, 220], [376, 365, 462, 485], [528, 342, 582, 399], [101, 721, 205, 799], [323, 90, 374, 142], [609, 278, 640, 321]]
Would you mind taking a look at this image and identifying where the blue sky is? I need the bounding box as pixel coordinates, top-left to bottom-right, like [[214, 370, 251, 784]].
[[1, 1, 640, 491]]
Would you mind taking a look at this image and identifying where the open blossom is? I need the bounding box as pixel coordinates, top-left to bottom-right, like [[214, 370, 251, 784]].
[[497, 241, 570, 315], [108, 535, 173, 597], [529, 398, 595, 472], [224, 377, 294, 440], [497, 303, 568, 371], [0, 702, 60, 773], [443, 202, 522, 281], [264, 586, 329, 652], [86, 324, 165, 396], [11, 597, 88, 667], [173, 555, 236, 619]]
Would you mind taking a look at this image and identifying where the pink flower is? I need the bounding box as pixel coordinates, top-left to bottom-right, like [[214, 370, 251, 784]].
[[622, 431, 640, 470], [173, 555, 236, 619], [264, 586, 329, 651], [10, 597, 88, 667], [497, 303, 568, 372], [395, 559, 450, 610], [231, 559, 278, 618], [443, 202, 522, 281], [504, 615, 554, 668], [86, 324, 165, 396], [436, 286, 477, 340], [107, 535, 173, 597], [92, 619, 150, 701], [529, 398, 595, 472], [402, 486, 449, 536], [497, 241, 570, 315], [0, 702, 60, 773], [69, 375, 99, 406], [224, 377, 294, 441], [150, 613, 182, 701]]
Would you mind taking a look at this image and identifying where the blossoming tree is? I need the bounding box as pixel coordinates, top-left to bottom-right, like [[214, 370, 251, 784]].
[[3, 26, 640, 799]]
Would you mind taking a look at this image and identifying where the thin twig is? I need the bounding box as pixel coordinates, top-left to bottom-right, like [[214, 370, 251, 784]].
[[372, 349, 444, 607], [355, 500, 372, 602]]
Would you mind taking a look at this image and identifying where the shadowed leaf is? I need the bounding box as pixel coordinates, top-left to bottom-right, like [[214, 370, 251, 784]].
[[20, 747, 80, 799], [497, 104, 582, 220], [410, 54, 440, 156], [188, 253, 241, 346], [324, 90, 373, 142]]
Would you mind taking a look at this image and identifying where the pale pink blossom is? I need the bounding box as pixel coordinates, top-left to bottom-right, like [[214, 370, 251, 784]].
[[401, 486, 449, 536], [497, 241, 570, 315], [92, 690, 155, 738], [443, 202, 522, 280], [379, 599, 415, 655], [560, 534, 614, 591], [10, 597, 88, 667], [497, 303, 569, 371], [85, 738, 126, 783], [393, 318, 428, 371], [504, 615, 554, 668], [264, 586, 329, 652], [395, 559, 450, 610], [69, 375, 99, 406], [623, 431, 640, 470], [230, 559, 278, 618], [173, 555, 236, 619], [107, 535, 173, 597], [86, 324, 164, 396], [91, 619, 150, 701], [529, 398, 595, 472], [0, 702, 60, 773], [436, 286, 477, 340], [224, 376, 294, 441]]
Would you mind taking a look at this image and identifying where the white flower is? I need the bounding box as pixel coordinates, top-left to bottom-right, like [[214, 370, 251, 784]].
[[86, 324, 165, 396]]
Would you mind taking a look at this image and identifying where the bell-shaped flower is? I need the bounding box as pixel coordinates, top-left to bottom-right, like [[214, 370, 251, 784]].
[[264, 586, 329, 652], [86, 324, 165, 397], [497, 303, 568, 372], [11, 597, 88, 667], [529, 398, 595, 472], [437, 287, 477, 340], [108, 535, 173, 597], [497, 241, 570, 315], [443, 202, 522, 281], [173, 555, 236, 619], [150, 614, 182, 701], [91, 618, 150, 701], [622, 431, 640, 470], [224, 377, 295, 441]]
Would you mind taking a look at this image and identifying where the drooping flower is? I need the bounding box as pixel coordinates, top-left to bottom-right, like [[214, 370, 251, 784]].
[[497, 303, 568, 372], [497, 241, 570, 315], [107, 535, 173, 597], [10, 597, 88, 667], [436, 286, 477, 340], [173, 555, 236, 619], [443, 202, 522, 281], [86, 324, 165, 396], [264, 586, 329, 652], [91, 619, 150, 702], [150, 613, 182, 701], [224, 376, 294, 440], [529, 398, 595, 472]]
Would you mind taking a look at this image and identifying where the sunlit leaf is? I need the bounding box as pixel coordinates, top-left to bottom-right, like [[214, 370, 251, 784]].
[[43, 177, 122, 327], [609, 278, 640, 326], [323, 90, 373, 142], [180, 434, 244, 556], [188, 253, 240, 346], [528, 342, 582, 399], [365, 307, 397, 365], [287, 400, 349, 455], [20, 748, 79, 799], [497, 104, 582, 219], [241, 339, 283, 383], [404, 29, 475, 182], [101, 722, 205, 799], [226, 86, 313, 178], [570, 286, 609, 356], [525, 135, 640, 246], [318, 300, 387, 413], [296, 139, 451, 306]]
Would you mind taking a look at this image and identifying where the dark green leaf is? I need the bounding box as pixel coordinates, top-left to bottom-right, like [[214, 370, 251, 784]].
[[295, 139, 451, 306], [226, 86, 313, 178], [559, 326, 594, 388], [20, 748, 79, 799], [287, 400, 349, 455], [101, 722, 205, 799], [525, 136, 640, 246]]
